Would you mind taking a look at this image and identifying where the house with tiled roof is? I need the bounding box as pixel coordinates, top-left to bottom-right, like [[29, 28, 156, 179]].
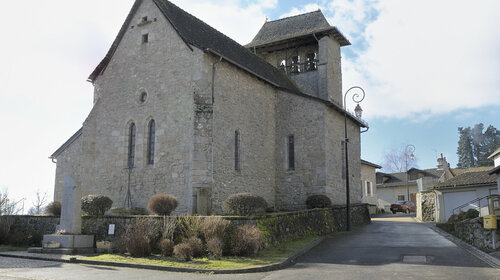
[[376, 155, 453, 209], [50, 0, 367, 214]]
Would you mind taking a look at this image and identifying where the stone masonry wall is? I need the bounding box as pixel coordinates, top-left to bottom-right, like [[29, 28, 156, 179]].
[[209, 58, 278, 214], [325, 108, 362, 205], [57, 0, 203, 213], [5, 204, 370, 246], [54, 135, 82, 201], [275, 92, 326, 210], [448, 217, 500, 250]]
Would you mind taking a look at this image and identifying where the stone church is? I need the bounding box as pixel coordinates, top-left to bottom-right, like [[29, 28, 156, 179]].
[[50, 0, 367, 214]]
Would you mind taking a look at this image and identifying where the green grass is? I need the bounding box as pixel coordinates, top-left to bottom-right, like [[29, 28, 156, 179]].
[[83, 235, 318, 270], [0, 246, 28, 252]]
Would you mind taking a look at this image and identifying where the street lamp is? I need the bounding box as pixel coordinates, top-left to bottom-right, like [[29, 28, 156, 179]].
[[405, 144, 415, 202], [343, 86, 365, 231]]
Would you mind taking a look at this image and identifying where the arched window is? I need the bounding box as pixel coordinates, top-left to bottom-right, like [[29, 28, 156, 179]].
[[147, 119, 155, 165], [128, 123, 136, 168]]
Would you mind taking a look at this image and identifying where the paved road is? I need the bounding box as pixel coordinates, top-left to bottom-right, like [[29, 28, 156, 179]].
[[0, 215, 498, 280]]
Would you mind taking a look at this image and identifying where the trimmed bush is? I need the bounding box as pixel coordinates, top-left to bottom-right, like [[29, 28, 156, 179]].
[[81, 195, 113, 216], [158, 239, 174, 256], [147, 194, 178, 215], [222, 193, 268, 216], [465, 208, 479, 219], [45, 201, 62, 216], [207, 237, 223, 259], [306, 194, 332, 209], [128, 235, 151, 257], [231, 225, 263, 256]]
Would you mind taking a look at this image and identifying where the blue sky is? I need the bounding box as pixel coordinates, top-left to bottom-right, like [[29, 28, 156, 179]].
[[1, 0, 499, 212]]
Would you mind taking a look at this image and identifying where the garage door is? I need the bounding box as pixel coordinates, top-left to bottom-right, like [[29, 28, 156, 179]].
[[443, 191, 477, 220]]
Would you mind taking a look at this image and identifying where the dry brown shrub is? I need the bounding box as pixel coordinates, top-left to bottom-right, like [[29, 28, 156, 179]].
[[185, 237, 203, 258], [231, 225, 263, 256], [128, 235, 151, 257], [147, 194, 178, 215], [206, 237, 223, 259], [173, 242, 193, 261], [200, 216, 230, 240], [112, 236, 129, 254], [158, 239, 174, 256]]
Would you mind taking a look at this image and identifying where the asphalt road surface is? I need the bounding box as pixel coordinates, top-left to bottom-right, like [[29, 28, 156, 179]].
[[0, 214, 498, 280]]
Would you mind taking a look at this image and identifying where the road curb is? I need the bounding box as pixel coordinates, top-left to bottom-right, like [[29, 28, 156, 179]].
[[0, 236, 325, 274], [429, 224, 500, 270]]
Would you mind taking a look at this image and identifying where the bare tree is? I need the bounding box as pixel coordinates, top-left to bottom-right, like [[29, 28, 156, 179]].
[[382, 144, 418, 173], [0, 188, 22, 215], [32, 189, 48, 215]]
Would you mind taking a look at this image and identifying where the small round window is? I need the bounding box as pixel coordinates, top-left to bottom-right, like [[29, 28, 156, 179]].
[[139, 92, 148, 103]]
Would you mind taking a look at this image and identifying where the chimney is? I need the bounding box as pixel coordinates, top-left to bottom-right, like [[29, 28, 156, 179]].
[[437, 154, 449, 170]]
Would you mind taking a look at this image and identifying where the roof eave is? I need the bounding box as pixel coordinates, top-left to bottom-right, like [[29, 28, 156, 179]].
[[50, 128, 83, 159]]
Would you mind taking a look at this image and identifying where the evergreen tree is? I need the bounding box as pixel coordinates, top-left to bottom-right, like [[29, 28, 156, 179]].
[[456, 123, 499, 168]]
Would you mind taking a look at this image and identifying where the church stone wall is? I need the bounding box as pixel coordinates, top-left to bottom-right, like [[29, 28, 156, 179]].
[[325, 110, 362, 205], [275, 92, 327, 210], [53, 135, 82, 201], [64, 0, 203, 213], [208, 58, 278, 214]]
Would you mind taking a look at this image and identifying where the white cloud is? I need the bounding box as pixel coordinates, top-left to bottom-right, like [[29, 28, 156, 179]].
[[170, 0, 276, 44], [279, 4, 322, 18], [341, 0, 500, 119]]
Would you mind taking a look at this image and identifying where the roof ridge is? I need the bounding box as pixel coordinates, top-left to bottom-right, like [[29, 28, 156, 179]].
[[268, 9, 323, 23]]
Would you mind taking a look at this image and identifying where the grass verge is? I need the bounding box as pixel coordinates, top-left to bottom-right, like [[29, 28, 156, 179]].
[[83, 235, 318, 270], [0, 246, 28, 252]]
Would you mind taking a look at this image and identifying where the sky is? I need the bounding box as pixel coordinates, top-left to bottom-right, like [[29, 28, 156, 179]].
[[1, 0, 499, 213]]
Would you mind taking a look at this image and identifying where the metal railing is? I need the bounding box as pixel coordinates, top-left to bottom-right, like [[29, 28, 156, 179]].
[[451, 194, 500, 216]]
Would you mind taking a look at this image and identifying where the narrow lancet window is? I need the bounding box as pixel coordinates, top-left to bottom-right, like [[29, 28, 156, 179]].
[[128, 123, 136, 168], [147, 119, 155, 165], [288, 135, 295, 170], [235, 130, 240, 171]]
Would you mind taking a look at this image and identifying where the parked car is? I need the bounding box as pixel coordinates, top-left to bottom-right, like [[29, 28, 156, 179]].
[[390, 201, 416, 214]]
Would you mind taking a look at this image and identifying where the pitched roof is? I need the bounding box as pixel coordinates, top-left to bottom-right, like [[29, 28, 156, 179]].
[[88, 0, 301, 94], [376, 168, 442, 187], [50, 128, 83, 158], [361, 159, 382, 169], [489, 165, 500, 175], [246, 10, 350, 48], [434, 170, 497, 189], [488, 147, 500, 159], [451, 166, 494, 176]]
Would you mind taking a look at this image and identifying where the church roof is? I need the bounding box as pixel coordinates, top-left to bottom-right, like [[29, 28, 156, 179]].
[[246, 10, 350, 48], [50, 128, 82, 159], [88, 0, 301, 94]]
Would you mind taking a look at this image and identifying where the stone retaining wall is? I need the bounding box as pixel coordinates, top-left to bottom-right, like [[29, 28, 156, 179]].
[[3, 204, 370, 246], [438, 217, 500, 250]]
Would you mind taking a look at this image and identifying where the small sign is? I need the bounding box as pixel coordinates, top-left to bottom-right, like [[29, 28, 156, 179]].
[[108, 224, 115, 235]]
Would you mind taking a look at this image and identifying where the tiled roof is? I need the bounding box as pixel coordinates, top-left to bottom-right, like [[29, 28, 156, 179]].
[[246, 10, 350, 48], [89, 0, 301, 94], [489, 165, 500, 175], [435, 170, 497, 189], [451, 166, 494, 176]]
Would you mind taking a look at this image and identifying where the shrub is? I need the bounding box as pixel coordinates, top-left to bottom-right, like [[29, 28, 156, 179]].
[[178, 216, 202, 239], [306, 194, 332, 209], [81, 195, 113, 216], [222, 193, 268, 216], [45, 201, 62, 216], [173, 242, 193, 261], [207, 237, 223, 259], [126, 218, 162, 252], [158, 239, 174, 256], [231, 225, 263, 256], [200, 216, 230, 240], [112, 236, 129, 254], [147, 194, 178, 215], [185, 237, 203, 258], [465, 208, 479, 219], [128, 235, 151, 257]]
